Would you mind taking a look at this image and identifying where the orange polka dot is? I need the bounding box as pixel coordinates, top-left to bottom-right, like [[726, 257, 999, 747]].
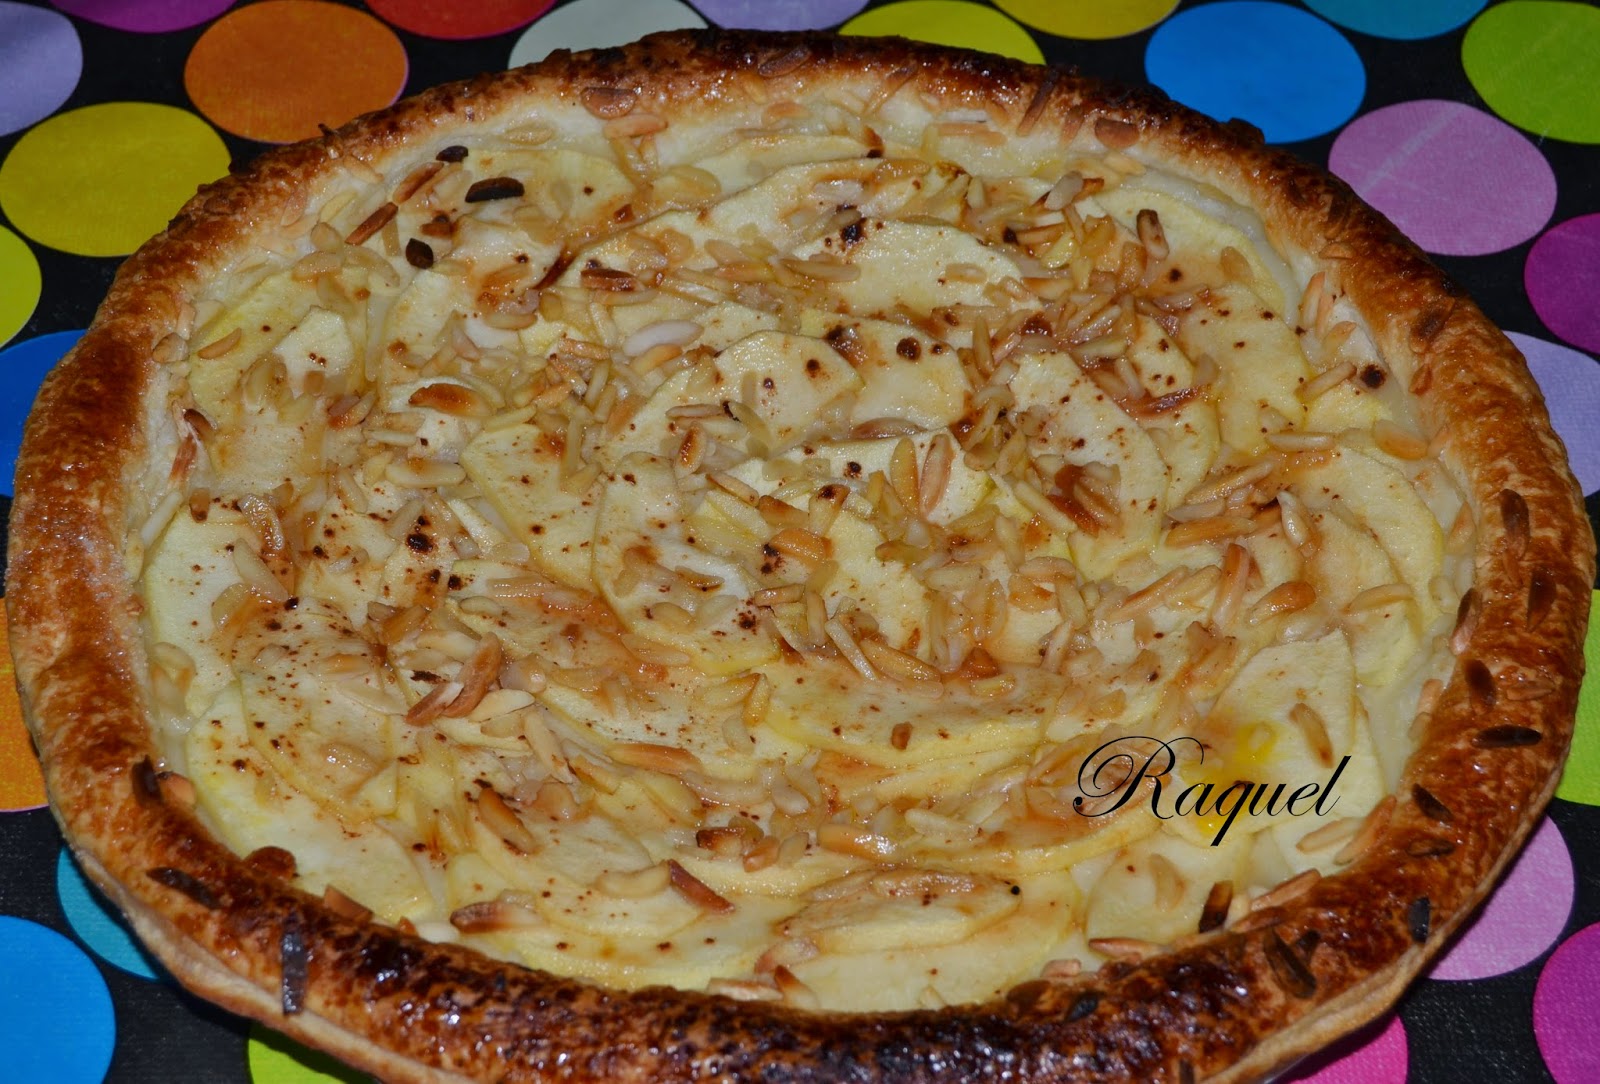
[[368, 0, 553, 40], [184, 1, 409, 144], [0, 609, 46, 812]]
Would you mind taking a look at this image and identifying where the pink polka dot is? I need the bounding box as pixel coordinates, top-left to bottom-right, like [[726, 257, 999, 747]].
[[1328, 100, 1555, 256], [1536, 922, 1600, 1084], [1430, 817, 1573, 981], [51, 0, 233, 33], [1508, 332, 1600, 497], [1526, 214, 1600, 354], [1279, 1015, 1407, 1083]]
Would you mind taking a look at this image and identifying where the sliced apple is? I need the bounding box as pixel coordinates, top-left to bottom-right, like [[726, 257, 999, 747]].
[[141, 507, 255, 714], [1084, 831, 1249, 946], [712, 330, 862, 445], [185, 685, 431, 921], [462, 422, 601, 589], [1175, 281, 1311, 458], [1171, 631, 1358, 848], [187, 269, 311, 419], [1290, 445, 1444, 627], [593, 453, 777, 674], [236, 604, 405, 823], [793, 311, 971, 429], [695, 133, 868, 190], [1306, 505, 1423, 685], [1011, 350, 1170, 578], [762, 657, 1055, 768], [792, 219, 1023, 316], [1088, 180, 1289, 314], [1124, 315, 1220, 504]]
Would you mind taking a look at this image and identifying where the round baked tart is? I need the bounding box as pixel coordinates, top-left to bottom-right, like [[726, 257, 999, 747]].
[[7, 29, 1592, 1084]]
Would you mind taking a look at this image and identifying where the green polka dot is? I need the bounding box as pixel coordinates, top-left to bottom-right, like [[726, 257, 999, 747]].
[[1556, 590, 1600, 805], [1462, 1, 1600, 143], [247, 1024, 371, 1084]]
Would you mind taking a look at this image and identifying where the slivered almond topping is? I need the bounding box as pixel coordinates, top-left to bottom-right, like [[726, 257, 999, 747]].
[[1345, 583, 1413, 613], [1373, 419, 1429, 460], [1088, 937, 1161, 961], [322, 886, 373, 922], [667, 859, 734, 913], [404, 681, 459, 726], [196, 327, 242, 359], [610, 742, 702, 775], [444, 634, 503, 717], [768, 527, 831, 565], [1289, 703, 1334, 766], [1335, 794, 1396, 865], [816, 823, 896, 860], [346, 201, 397, 245], [450, 899, 539, 933], [859, 636, 940, 685], [1248, 581, 1315, 624], [580, 85, 637, 118], [1251, 869, 1321, 911], [474, 786, 538, 853]]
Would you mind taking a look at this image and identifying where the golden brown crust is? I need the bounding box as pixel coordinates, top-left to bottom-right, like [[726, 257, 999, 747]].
[[7, 30, 1593, 1083]]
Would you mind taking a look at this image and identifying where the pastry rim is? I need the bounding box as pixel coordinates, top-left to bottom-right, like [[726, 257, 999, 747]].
[[6, 30, 1593, 1084]]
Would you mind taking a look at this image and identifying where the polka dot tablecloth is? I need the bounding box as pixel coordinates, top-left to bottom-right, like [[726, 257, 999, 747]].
[[1, 1, 1598, 1081]]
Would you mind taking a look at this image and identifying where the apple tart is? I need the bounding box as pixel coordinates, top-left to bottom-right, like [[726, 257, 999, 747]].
[[8, 30, 1592, 1084]]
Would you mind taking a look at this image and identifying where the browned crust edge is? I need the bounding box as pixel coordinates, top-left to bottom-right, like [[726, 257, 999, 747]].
[[7, 30, 1593, 1084]]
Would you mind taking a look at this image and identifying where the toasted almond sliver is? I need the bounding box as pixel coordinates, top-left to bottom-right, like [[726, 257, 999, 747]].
[[667, 859, 734, 913], [474, 786, 538, 853], [610, 742, 703, 775]]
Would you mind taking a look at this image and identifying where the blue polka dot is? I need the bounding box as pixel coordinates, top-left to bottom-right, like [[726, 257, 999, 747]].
[[1304, 0, 1486, 40], [1144, 2, 1366, 144], [0, 915, 115, 1083], [0, 329, 82, 497], [57, 848, 162, 981]]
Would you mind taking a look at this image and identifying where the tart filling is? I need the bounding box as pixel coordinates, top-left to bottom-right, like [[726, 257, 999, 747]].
[[130, 74, 1471, 1013]]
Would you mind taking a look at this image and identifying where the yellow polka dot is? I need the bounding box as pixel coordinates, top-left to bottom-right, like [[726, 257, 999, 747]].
[[995, 0, 1177, 39], [0, 609, 46, 812], [842, 1, 1043, 64], [0, 226, 40, 347], [0, 103, 230, 258]]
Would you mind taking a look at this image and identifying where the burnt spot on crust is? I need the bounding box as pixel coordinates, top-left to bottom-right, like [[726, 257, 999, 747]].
[[1472, 725, 1543, 748], [1407, 898, 1431, 944], [1410, 785, 1453, 824], [1463, 659, 1497, 708], [1263, 931, 1316, 999], [147, 866, 221, 909], [281, 913, 310, 1014], [132, 755, 162, 805], [245, 845, 298, 880]]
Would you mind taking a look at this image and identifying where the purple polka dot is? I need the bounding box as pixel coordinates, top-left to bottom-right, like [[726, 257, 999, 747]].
[[1527, 214, 1600, 355], [1329, 100, 1555, 256], [1536, 922, 1600, 1084], [51, 0, 233, 33], [1279, 1015, 1407, 1083], [1510, 333, 1600, 498], [691, 0, 868, 30], [0, 4, 81, 137], [1430, 817, 1574, 980]]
